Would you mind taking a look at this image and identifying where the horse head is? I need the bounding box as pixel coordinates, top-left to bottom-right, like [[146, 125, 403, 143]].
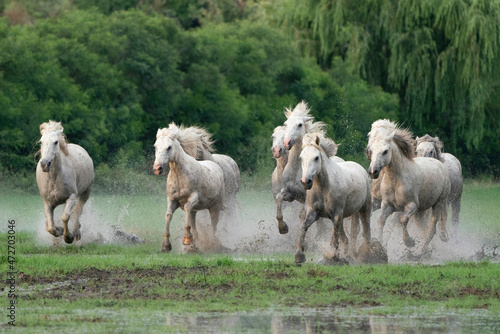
[[39, 121, 65, 173], [272, 126, 286, 159], [416, 135, 443, 160], [153, 127, 178, 175], [300, 134, 323, 190], [367, 131, 395, 179]]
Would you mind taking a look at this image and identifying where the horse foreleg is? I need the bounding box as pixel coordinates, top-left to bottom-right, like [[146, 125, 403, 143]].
[[71, 189, 91, 242], [400, 202, 417, 248], [162, 199, 179, 253], [44, 202, 63, 237], [61, 194, 77, 244], [183, 193, 200, 246], [377, 203, 394, 244], [276, 190, 289, 234], [295, 210, 318, 264]]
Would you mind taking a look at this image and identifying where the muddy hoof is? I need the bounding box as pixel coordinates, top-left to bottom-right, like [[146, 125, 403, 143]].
[[295, 252, 306, 264], [182, 235, 194, 245], [161, 242, 172, 253], [357, 241, 388, 264], [64, 233, 74, 244], [278, 224, 289, 235], [49, 226, 64, 237], [404, 237, 415, 248]]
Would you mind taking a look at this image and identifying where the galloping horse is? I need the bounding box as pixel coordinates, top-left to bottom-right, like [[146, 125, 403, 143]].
[[36, 121, 94, 243], [416, 134, 463, 230], [366, 120, 451, 248], [296, 134, 373, 264], [153, 123, 225, 252]]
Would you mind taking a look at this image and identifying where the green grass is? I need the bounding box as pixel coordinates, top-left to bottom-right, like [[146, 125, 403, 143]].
[[1, 181, 499, 331]]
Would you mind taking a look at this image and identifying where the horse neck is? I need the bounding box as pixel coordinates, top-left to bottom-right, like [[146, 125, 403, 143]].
[[284, 141, 302, 173], [385, 142, 412, 180], [315, 152, 337, 188], [168, 141, 197, 175]]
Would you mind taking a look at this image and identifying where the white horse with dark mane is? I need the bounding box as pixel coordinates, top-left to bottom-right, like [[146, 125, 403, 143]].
[[296, 134, 386, 264], [153, 123, 225, 252], [275, 101, 341, 235], [416, 134, 463, 230], [36, 121, 94, 243], [366, 120, 451, 249]]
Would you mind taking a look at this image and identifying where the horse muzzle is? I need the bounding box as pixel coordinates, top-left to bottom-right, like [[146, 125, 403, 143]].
[[301, 178, 313, 190], [153, 164, 164, 175], [40, 160, 52, 172], [368, 167, 380, 179], [284, 138, 294, 150], [272, 147, 282, 159]]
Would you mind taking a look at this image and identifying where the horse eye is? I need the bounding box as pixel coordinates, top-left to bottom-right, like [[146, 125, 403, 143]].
[[54, 141, 58, 145], [315, 156, 319, 161], [298, 123, 303, 128], [383, 149, 388, 155], [167, 146, 172, 151]]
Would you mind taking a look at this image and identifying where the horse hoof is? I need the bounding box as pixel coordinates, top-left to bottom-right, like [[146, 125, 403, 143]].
[[440, 231, 449, 242], [182, 235, 194, 245], [73, 230, 81, 241], [64, 234, 74, 244], [295, 253, 306, 264], [404, 237, 415, 248], [50, 227, 64, 237], [161, 243, 172, 253], [279, 224, 289, 235]]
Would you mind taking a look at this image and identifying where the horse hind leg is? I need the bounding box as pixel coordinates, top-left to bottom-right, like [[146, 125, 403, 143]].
[[450, 197, 461, 233], [61, 194, 78, 244], [349, 213, 360, 258]]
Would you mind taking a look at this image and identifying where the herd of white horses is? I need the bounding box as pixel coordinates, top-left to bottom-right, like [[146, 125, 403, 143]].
[[36, 101, 463, 264]]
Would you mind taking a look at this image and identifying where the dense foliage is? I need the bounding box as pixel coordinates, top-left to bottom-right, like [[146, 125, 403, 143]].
[[0, 0, 498, 182], [277, 0, 500, 176]]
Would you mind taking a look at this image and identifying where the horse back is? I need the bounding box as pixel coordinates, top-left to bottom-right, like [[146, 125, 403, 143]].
[[213, 154, 241, 195], [67, 144, 94, 193], [414, 157, 450, 209]]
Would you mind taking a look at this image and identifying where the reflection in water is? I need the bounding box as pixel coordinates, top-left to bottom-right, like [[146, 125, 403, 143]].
[[164, 308, 500, 333]]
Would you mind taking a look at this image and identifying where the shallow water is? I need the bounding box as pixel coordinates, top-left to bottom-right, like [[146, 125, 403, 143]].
[[22, 307, 500, 333]]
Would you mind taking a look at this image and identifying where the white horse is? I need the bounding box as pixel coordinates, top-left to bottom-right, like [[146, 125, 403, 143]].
[[416, 134, 463, 230], [161, 123, 240, 208], [153, 123, 225, 252], [367, 120, 451, 248], [275, 101, 335, 234], [36, 121, 94, 244], [296, 134, 374, 264]]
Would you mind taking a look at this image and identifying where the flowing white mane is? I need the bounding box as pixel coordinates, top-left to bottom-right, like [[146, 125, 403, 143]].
[[367, 119, 397, 145], [369, 119, 415, 159], [302, 133, 340, 158], [39, 120, 69, 156], [156, 122, 215, 158], [284, 101, 327, 136]]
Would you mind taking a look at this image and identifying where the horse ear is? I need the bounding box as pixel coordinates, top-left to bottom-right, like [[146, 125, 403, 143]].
[[304, 116, 314, 122], [416, 136, 420, 141], [387, 130, 396, 140], [436, 140, 443, 149], [315, 135, 320, 146], [55, 129, 63, 137]]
